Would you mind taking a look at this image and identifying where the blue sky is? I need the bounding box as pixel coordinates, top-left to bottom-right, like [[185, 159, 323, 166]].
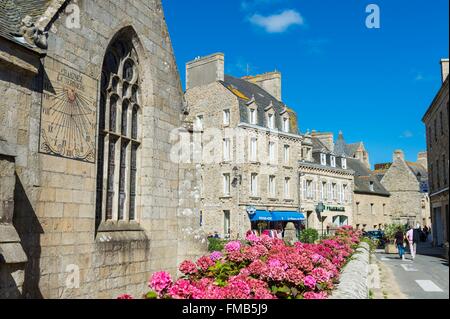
[[163, 0, 449, 168]]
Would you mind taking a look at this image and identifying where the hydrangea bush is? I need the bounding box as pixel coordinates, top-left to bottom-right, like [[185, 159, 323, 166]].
[[120, 226, 361, 300]]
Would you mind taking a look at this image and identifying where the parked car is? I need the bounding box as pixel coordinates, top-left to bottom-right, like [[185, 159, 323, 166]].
[[363, 230, 386, 248]]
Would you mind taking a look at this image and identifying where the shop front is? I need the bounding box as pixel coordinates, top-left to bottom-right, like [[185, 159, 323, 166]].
[[248, 209, 306, 238]]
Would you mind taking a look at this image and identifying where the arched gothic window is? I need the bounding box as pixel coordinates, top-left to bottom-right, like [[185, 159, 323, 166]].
[[96, 34, 141, 229]]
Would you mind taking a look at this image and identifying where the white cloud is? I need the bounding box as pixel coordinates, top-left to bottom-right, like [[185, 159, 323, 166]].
[[400, 130, 414, 139], [414, 73, 424, 81], [249, 9, 304, 33]]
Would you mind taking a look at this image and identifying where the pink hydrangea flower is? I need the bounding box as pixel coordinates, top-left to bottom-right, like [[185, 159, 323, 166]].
[[303, 291, 328, 299], [210, 251, 223, 262], [197, 256, 215, 271], [149, 271, 173, 295], [285, 268, 305, 286], [225, 241, 241, 253], [311, 267, 332, 283], [179, 260, 198, 275], [303, 275, 317, 289]]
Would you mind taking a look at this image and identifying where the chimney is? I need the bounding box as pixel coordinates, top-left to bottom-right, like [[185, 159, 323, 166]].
[[242, 71, 282, 101], [417, 151, 428, 168], [441, 58, 449, 83], [186, 53, 224, 90], [311, 131, 335, 152], [394, 150, 405, 162]]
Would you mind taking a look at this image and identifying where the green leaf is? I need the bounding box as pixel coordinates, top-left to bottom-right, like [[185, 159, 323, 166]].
[[145, 291, 158, 299]]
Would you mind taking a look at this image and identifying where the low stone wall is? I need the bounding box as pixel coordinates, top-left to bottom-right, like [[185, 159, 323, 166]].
[[330, 242, 370, 299]]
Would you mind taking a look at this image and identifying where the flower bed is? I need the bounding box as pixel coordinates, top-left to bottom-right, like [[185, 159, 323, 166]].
[[119, 226, 361, 300]]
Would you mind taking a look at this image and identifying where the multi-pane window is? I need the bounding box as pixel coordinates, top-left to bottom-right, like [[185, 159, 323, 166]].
[[223, 109, 230, 126], [306, 180, 313, 199], [96, 38, 141, 224], [223, 138, 231, 162], [330, 156, 336, 168], [328, 182, 332, 201], [284, 145, 290, 165], [332, 183, 337, 200], [224, 210, 231, 239], [268, 142, 276, 164], [250, 137, 258, 162], [251, 173, 258, 197], [341, 158, 347, 169], [321, 182, 327, 200], [284, 178, 291, 199], [269, 175, 276, 197], [343, 184, 348, 202], [223, 173, 231, 196], [249, 109, 257, 125], [268, 113, 275, 129], [320, 154, 327, 166]]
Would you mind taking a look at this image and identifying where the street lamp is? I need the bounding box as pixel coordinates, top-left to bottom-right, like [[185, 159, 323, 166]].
[[232, 166, 242, 239], [316, 202, 326, 237]]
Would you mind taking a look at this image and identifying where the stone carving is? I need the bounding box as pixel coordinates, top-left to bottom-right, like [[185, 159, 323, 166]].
[[19, 15, 48, 49]]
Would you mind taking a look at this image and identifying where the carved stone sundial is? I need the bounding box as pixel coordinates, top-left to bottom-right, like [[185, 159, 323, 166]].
[[40, 58, 98, 163]]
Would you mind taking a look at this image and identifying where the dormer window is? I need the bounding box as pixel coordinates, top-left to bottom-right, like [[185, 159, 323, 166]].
[[282, 117, 290, 133], [342, 158, 347, 169], [267, 113, 275, 129], [331, 156, 336, 168], [249, 108, 257, 125], [369, 181, 375, 192], [320, 153, 327, 166]]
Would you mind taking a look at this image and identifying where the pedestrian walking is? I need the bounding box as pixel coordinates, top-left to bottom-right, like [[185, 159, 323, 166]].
[[406, 226, 417, 260], [394, 227, 406, 260]]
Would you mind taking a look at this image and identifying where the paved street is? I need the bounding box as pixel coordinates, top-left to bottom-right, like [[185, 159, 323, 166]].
[[375, 243, 449, 299]]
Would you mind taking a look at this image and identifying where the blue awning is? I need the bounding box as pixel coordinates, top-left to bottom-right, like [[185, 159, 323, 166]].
[[249, 210, 273, 222], [271, 211, 306, 221], [249, 211, 305, 222]]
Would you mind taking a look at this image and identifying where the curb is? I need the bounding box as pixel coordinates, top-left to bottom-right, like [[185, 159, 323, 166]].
[[329, 242, 371, 299]]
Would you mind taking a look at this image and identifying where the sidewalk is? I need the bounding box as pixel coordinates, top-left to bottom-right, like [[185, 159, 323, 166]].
[[415, 242, 447, 259]]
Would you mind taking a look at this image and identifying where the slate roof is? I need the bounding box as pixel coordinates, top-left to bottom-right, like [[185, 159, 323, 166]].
[[334, 132, 364, 157], [347, 158, 390, 196], [312, 137, 330, 153], [0, 0, 52, 49], [220, 75, 299, 135]]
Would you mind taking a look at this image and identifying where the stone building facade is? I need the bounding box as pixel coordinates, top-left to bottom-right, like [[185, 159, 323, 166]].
[[374, 150, 431, 227], [310, 131, 391, 231], [0, 0, 204, 299], [347, 158, 391, 231], [299, 138, 355, 235], [423, 58, 449, 247], [184, 53, 311, 239]]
